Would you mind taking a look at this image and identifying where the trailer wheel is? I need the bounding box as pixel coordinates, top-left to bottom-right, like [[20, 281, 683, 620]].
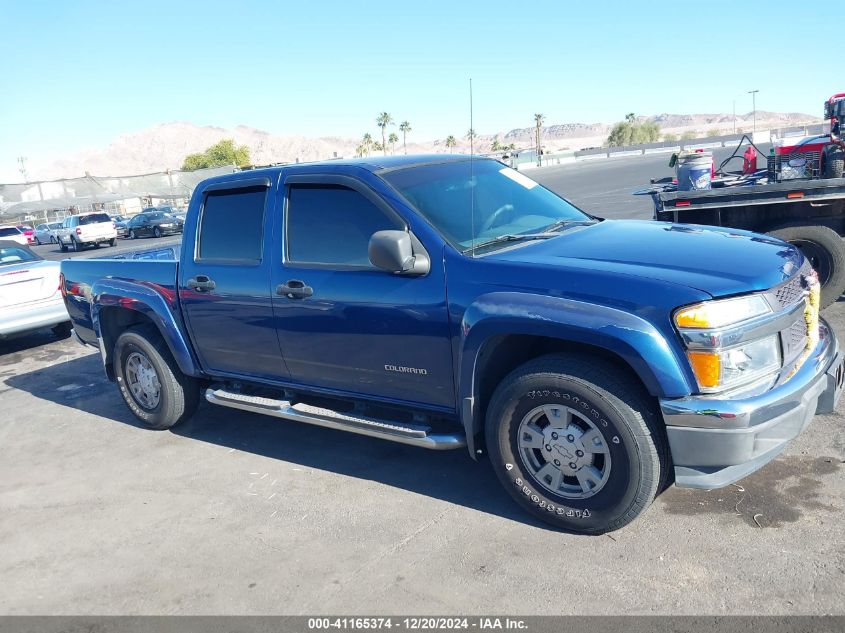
[[768, 224, 845, 309], [823, 147, 844, 179]]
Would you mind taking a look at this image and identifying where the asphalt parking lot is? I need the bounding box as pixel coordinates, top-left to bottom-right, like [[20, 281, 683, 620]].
[[1, 157, 843, 615]]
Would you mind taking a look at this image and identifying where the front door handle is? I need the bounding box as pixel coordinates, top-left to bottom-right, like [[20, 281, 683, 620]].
[[187, 275, 216, 292], [276, 279, 313, 299]]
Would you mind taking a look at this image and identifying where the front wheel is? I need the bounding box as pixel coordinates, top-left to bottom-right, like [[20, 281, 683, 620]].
[[153, 227, 162, 238], [59, 238, 68, 253], [486, 355, 668, 534], [129, 230, 136, 240], [35, 237, 41, 245], [113, 325, 200, 429], [767, 224, 845, 309], [109, 238, 116, 247]]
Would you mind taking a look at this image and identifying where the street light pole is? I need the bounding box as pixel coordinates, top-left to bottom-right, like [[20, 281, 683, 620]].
[[748, 89, 759, 135]]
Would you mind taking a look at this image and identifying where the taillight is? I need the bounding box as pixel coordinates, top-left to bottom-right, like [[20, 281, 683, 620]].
[[75, 227, 82, 235], [59, 272, 66, 298]]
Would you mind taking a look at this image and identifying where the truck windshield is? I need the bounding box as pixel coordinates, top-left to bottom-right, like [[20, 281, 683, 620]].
[[381, 159, 590, 251]]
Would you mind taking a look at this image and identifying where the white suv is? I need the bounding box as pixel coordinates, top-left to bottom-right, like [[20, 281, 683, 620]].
[[57, 213, 117, 252]]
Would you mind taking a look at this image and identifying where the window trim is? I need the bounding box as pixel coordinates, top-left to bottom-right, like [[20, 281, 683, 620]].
[[282, 174, 407, 270], [195, 183, 270, 265]]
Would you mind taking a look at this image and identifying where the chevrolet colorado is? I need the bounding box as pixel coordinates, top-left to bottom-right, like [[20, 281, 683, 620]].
[[60, 155, 844, 534]]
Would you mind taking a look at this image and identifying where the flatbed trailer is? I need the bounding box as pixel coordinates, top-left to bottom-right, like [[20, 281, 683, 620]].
[[649, 176, 845, 308]]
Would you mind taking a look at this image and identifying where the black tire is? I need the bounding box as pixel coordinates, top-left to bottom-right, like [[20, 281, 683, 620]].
[[823, 147, 844, 179], [154, 226, 162, 238], [767, 224, 845, 309], [486, 354, 668, 534], [52, 322, 72, 337], [109, 238, 116, 247], [113, 324, 200, 430], [59, 238, 68, 253], [35, 237, 41, 245], [50, 236, 55, 244], [129, 229, 136, 240], [70, 237, 79, 252]]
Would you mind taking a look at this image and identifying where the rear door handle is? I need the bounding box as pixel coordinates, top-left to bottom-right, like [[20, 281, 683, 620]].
[[276, 279, 313, 299], [187, 275, 216, 292]]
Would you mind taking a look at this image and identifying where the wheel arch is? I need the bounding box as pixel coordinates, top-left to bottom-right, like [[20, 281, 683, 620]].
[[457, 293, 693, 458], [92, 280, 201, 380]]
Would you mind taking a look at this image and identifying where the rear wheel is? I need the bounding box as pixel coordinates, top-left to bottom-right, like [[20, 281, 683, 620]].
[[108, 238, 116, 247], [129, 229, 136, 240], [59, 238, 68, 253], [70, 237, 80, 252], [52, 322, 72, 338], [485, 354, 667, 534], [113, 325, 200, 430], [35, 236, 41, 245], [153, 227, 162, 238], [768, 224, 845, 309]]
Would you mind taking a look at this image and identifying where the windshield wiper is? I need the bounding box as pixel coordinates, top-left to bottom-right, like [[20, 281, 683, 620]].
[[542, 219, 597, 232], [464, 232, 557, 253]]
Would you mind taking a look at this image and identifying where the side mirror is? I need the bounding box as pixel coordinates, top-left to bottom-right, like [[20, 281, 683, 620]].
[[368, 230, 429, 275]]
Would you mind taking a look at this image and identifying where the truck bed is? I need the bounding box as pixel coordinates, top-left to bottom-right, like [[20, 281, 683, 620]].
[[655, 176, 845, 222], [62, 258, 180, 346]]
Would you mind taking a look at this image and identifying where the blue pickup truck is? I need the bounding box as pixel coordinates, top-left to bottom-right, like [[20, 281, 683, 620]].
[[61, 155, 845, 534]]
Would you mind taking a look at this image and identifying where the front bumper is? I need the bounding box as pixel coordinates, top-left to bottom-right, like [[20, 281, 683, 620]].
[[660, 318, 843, 489]]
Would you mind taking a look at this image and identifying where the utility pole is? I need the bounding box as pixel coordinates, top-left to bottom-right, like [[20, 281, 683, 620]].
[[748, 89, 759, 135], [17, 156, 29, 183]]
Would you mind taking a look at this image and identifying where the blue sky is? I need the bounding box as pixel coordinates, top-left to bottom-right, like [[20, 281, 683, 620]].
[[0, 0, 837, 181]]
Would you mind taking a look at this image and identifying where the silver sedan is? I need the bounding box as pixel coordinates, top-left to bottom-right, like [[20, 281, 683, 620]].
[[33, 222, 64, 245], [0, 240, 70, 339]]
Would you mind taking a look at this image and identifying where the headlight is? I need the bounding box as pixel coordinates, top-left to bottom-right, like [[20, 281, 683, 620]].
[[686, 334, 781, 392], [675, 294, 771, 329]]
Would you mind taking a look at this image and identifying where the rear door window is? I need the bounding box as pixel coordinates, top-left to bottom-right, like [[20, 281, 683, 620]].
[[198, 186, 267, 262]]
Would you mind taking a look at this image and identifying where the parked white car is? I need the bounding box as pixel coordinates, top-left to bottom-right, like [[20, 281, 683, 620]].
[[0, 241, 70, 338], [56, 212, 117, 252], [0, 226, 28, 246], [33, 222, 64, 245]]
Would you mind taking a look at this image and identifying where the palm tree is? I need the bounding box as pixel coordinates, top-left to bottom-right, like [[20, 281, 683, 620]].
[[399, 121, 412, 154], [373, 141, 384, 153], [388, 132, 399, 155], [625, 112, 636, 124], [445, 135, 457, 153], [355, 143, 367, 158], [376, 112, 393, 156], [491, 138, 501, 152], [362, 133, 373, 156], [534, 113, 545, 165], [466, 128, 476, 140]]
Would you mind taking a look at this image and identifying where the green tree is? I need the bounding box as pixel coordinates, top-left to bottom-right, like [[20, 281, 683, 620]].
[[445, 135, 457, 153], [662, 133, 678, 142], [362, 133, 373, 155], [466, 128, 476, 140], [376, 112, 394, 156], [706, 129, 722, 138], [399, 121, 412, 154], [373, 141, 384, 152], [606, 116, 661, 147], [355, 143, 367, 158], [681, 130, 697, 140], [534, 113, 545, 165], [388, 132, 399, 155], [491, 138, 502, 152], [181, 138, 251, 171]]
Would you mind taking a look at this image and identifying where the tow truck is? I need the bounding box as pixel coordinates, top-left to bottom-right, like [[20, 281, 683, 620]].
[[640, 93, 845, 308]]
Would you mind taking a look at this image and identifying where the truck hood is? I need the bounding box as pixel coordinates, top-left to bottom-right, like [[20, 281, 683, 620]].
[[487, 220, 804, 298]]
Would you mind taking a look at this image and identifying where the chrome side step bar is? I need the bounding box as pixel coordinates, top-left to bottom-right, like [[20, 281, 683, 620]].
[[205, 387, 466, 450]]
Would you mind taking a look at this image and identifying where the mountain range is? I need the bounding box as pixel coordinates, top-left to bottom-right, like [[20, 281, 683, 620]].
[[26, 110, 820, 181]]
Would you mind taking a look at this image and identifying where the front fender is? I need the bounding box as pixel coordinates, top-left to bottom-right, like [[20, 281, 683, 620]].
[[91, 278, 200, 377], [458, 292, 694, 453]]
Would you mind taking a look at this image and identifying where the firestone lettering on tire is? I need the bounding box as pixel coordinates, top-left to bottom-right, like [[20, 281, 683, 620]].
[[510, 472, 590, 518]]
